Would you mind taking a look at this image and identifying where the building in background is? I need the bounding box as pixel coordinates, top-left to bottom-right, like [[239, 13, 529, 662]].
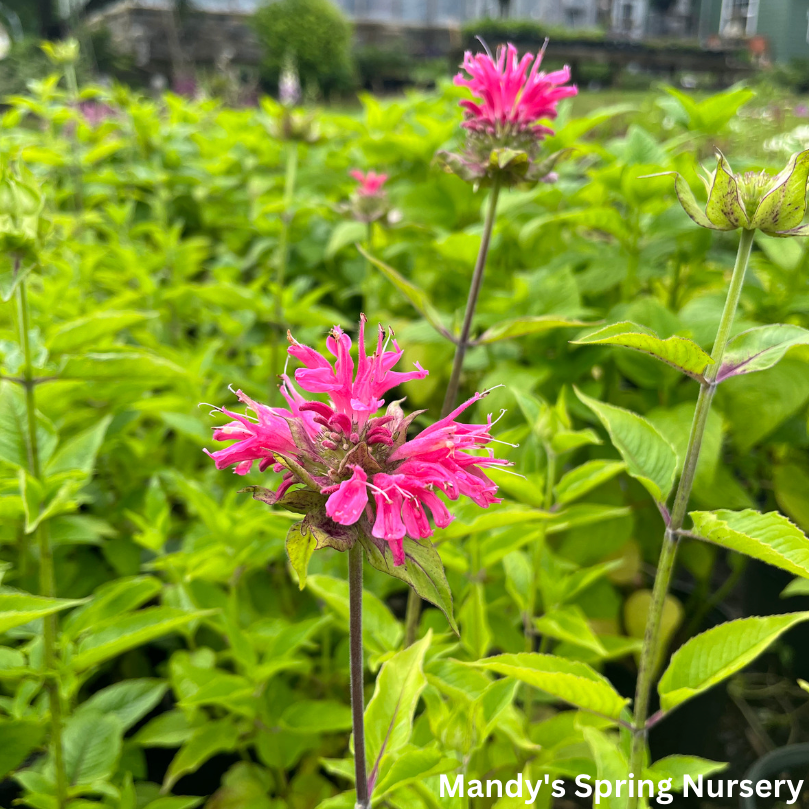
[[698, 0, 809, 63]]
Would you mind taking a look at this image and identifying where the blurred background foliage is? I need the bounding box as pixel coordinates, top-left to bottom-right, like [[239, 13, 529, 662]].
[[0, 27, 807, 809]]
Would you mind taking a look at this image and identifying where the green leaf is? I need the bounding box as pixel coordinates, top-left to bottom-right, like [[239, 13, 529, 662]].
[[134, 711, 200, 748], [0, 592, 83, 633], [459, 583, 491, 659], [0, 383, 56, 472], [473, 653, 629, 720], [285, 521, 317, 590], [0, 257, 34, 303], [61, 712, 123, 786], [583, 727, 629, 809], [774, 463, 809, 532], [645, 755, 727, 791], [554, 460, 626, 505], [374, 746, 458, 798], [63, 576, 163, 638], [575, 388, 678, 504], [325, 221, 367, 259], [47, 310, 157, 354], [658, 612, 809, 712], [475, 316, 589, 345], [59, 352, 186, 380], [782, 578, 809, 598], [306, 575, 402, 655], [718, 324, 809, 381], [572, 322, 713, 381], [360, 533, 457, 635], [280, 700, 353, 733], [0, 719, 45, 779], [688, 509, 809, 580], [365, 632, 431, 776], [163, 719, 240, 793], [45, 416, 112, 478], [71, 607, 212, 671], [75, 679, 168, 731], [534, 606, 607, 655], [359, 247, 453, 342]]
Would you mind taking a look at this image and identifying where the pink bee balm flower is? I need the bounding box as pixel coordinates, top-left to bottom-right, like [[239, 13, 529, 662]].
[[350, 170, 388, 197], [205, 317, 509, 567], [455, 43, 577, 140]]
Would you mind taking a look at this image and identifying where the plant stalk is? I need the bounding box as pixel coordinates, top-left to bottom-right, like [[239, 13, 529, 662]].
[[348, 542, 369, 809], [627, 227, 755, 799], [18, 282, 68, 809], [441, 178, 502, 416], [270, 142, 298, 402], [404, 179, 502, 647]]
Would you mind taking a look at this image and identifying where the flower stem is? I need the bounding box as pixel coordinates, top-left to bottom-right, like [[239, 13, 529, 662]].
[[441, 178, 502, 416], [627, 228, 754, 799], [18, 281, 67, 809], [404, 179, 502, 648], [270, 142, 298, 402], [348, 542, 369, 809]]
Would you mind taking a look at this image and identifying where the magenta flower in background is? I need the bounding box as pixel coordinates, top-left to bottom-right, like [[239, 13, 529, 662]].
[[455, 43, 578, 141], [350, 170, 388, 197], [206, 317, 508, 566], [78, 100, 116, 127], [437, 40, 578, 186]]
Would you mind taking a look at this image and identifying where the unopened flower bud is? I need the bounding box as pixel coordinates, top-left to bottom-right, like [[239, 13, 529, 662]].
[[660, 150, 809, 237]]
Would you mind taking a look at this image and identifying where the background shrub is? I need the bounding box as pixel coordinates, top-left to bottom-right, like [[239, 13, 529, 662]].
[[253, 0, 354, 96]]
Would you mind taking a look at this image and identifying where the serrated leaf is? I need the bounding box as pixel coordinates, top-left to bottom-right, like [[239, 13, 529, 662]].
[[688, 509, 809, 579], [475, 316, 589, 345], [163, 719, 239, 793], [374, 746, 458, 798], [718, 324, 809, 381], [45, 416, 112, 478], [658, 612, 809, 712], [359, 533, 457, 634], [285, 521, 317, 590], [472, 653, 629, 720], [63, 575, 163, 638], [554, 460, 626, 505], [0, 592, 83, 633], [0, 257, 34, 303], [645, 755, 727, 791], [325, 221, 367, 259], [583, 727, 629, 809], [0, 719, 45, 779], [59, 352, 185, 380], [534, 606, 606, 655], [573, 322, 712, 381], [575, 388, 678, 504], [74, 679, 168, 731], [61, 712, 123, 785], [47, 310, 157, 353], [71, 607, 212, 671], [280, 700, 353, 733], [359, 247, 453, 342], [365, 632, 431, 791]]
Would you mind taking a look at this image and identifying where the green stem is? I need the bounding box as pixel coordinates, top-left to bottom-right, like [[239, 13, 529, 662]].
[[404, 179, 502, 648], [627, 228, 754, 800], [18, 282, 67, 809], [524, 444, 556, 720], [441, 179, 502, 416], [405, 180, 500, 647], [64, 62, 84, 211], [348, 542, 370, 808], [270, 142, 298, 403]]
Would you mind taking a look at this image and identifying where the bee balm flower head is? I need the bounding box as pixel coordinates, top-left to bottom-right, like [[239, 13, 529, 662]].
[[348, 169, 390, 223], [437, 41, 577, 187], [205, 317, 509, 569]]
